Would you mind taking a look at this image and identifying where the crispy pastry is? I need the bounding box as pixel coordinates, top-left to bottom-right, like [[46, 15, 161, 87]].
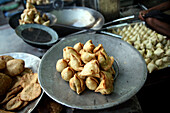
[[83, 40, 95, 52], [69, 74, 85, 94], [0, 73, 12, 96], [5, 95, 23, 111], [93, 44, 103, 56], [80, 60, 100, 78], [73, 42, 84, 52], [63, 47, 80, 61], [0, 55, 14, 62], [98, 49, 114, 71], [0, 59, 6, 70], [85, 77, 99, 90], [56, 59, 68, 72], [61, 67, 74, 81], [5, 59, 25, 77], [20, 83, 41, 101], [80, 50, 96, 64], [69, 54, 83, 71], [95, 71, 113, 95], [0, 86, 23, 104]]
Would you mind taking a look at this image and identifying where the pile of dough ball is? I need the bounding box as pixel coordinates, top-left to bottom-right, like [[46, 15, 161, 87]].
[[56, 40, 116, 95], [27, 0, 50, 5], [110, 23, 170, 73], [19, 3, 50, 26]]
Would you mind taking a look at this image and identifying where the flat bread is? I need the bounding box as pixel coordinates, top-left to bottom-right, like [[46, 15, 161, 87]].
[[20, 83, 41, 101]]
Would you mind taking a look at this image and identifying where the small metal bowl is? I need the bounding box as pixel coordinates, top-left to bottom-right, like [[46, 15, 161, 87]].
[[15, 24, 59, 49]]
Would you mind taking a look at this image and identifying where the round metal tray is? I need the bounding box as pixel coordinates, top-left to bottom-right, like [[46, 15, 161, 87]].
[[38, 33, 147, 110]]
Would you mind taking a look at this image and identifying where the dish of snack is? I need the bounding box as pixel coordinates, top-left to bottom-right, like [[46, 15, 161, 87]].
[[108, 22, 170, 73], [56, 40, 115, 95], [0, 52, 43, 113], [39, 34, 147, 110], [19, 3, 50, 26], [27, 0, 51, 5]]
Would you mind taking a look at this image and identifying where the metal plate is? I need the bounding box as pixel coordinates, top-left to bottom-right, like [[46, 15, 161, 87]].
[[39, 33, 147, 110], [50, 6, 105, 30], [0, 52, 44, 113]]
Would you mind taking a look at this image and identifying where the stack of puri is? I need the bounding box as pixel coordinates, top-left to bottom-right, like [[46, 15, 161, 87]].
[[0, 55, 41, 112]]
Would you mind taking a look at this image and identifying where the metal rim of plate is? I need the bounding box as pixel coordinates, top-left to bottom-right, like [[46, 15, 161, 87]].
[[15, 24, 59, 46], [0, 52, 44, 113], [38, 33, 147, 110]]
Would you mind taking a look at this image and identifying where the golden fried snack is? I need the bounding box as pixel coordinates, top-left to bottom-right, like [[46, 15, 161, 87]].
[[20, 83, 41, 101], [98, 49, 114, 71], [0, 59, 6, 70], [80, 60, 100, 78], [20, 73, 38, 88], [20, 68, 33, 76], [69, 54, 83, 71], [1, 86, 22, 104], [83, 40, 95, 53], [61, 67, 74, 81], [69, 74, 85, 94], [5, 59, 25, 77], [56, 59, 68, 72], [0, 109, 15, 113], [63, 47, 80, 61], [0, 56, 14, 62], [5, 95, 23, 111], [0, 73, 12, 96], [19, 3, 50, 26], [73, 42, 84, 52], [95, 71, 113, 95], [93, 44, 103, 56], [85, 77, 99, 90], [17, 101, 29, 110], [80, 50, 96, 64]]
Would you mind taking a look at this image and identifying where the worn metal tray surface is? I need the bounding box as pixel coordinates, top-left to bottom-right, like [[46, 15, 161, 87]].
[[0, 52, 44, 113], [38, 33, 147, 110]]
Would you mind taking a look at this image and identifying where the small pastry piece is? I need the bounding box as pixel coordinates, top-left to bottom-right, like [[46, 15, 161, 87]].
[[63, 46, 80, 61], [0, 55, 14, 62], [73, 42, 84, 52], [154, 48, 164, 57], [165, 49, 170, 56], [98, 49, 114, 71], [155, 59, 163, 66], [5, 59, 25, 77], [85, 77, 99, 90], [81, 50, 96, 63], [83, 40, 95, 52], [0, 59, 6, 70], [93, 44, 103, 56], [42, 20, 50, 26], [5, 95, 24, 111], [69, 74, 85, 94], [95, 71, 113, 95], [20, 83, 41, 101], [147, 61, 158, 73], [61, 67, 74, 81], [69, 54, 83, 71], [0, 73, 12, 96], [162, 56, 169, 62], [77, 71, 86, 79], [80, 60, 100, 78], [56, 59, 68, 72]]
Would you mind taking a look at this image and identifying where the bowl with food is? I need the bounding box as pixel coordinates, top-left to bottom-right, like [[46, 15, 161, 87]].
[[0, 52, 43, 113], [38, 33, 147, 110]]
